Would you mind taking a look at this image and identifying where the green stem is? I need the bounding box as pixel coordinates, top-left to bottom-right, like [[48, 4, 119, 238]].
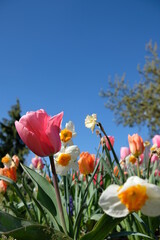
[[136, 157, 141, 178], [97, 122, 125, 183], [49, 155, 67, 235], [147, 154, 153, 179]]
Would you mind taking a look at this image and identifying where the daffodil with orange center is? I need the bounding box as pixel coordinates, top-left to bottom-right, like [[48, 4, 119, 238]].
[[54, 145, 80, 176], [60, 121, 76, 146], [99, 176, 160, 217]]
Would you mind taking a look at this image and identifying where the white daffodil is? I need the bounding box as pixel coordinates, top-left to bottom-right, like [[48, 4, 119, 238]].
[[60, 121, 76, 146], [55, 145, 80, 176], [125, 154, 137, 166], [85, 114, 97, 133], [99, 176, 160, 218]]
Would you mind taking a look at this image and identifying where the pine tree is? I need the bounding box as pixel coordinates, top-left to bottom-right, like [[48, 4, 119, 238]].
[[0, 99, 29, 164], [100, 41, 160, 137]]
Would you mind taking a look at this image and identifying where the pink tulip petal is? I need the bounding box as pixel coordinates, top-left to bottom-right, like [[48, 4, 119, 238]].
[[15, 121, 46, 156], [46, 112, 63, 153]]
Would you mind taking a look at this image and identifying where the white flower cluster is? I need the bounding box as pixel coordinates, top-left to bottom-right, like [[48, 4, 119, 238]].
[[54, 121, 80, 176]]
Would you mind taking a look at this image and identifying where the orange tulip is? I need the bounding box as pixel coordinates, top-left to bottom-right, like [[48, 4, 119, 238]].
[[128, 134, 144, 157], [113, 166, 119, 177], [78, 152, 95, 175], [0, 167, 17, 182]]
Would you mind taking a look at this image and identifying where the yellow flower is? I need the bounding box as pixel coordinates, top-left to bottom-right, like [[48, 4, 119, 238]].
[[99, 176, 160, 217], [85, 114, 97, 133]]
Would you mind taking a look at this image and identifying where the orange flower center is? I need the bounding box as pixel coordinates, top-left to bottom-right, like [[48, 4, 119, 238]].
[[118, 184, 148, 212], [60, 129, 72, 142], [1, 154, 11, 163], [129, 155, 137, 164], [57, 153, 71, 166]]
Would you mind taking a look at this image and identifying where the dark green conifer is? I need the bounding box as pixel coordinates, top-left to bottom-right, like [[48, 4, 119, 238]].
[[0, 99, 29, 164]]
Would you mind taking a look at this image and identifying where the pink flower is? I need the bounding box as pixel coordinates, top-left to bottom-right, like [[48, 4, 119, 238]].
[[0, 180, 7, 193], [101, 136, 114, 151], [154, 169, 160, 177], [152, 135, 160, 148], [32, 156, 44, 170], [15, 109, 63, 157], [120, 147, 130, 160], [128, 134, 144, 157], [151, 154, 159, 163], [139, 153, 144, 165], [12, 155, 20, 167]]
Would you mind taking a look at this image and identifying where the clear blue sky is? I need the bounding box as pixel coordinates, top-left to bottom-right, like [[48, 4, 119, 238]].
[[0, 0, 160, 163]]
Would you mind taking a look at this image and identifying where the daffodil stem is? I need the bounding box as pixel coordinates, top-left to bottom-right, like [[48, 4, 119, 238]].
[[49, 155, 67, 235]]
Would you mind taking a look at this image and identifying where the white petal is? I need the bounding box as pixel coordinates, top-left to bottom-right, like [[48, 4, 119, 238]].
[[55, 163, 69, 176], [118, 176, 147, 194], [65, 145, 80, 159], [141, 198, 160, 217], [65, 121, 77, 137], [141, 183, 160, 216], [99, 185, 129, 218]]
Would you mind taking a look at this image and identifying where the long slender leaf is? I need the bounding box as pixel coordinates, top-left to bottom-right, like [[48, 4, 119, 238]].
[[80, 214, 124, 240], [109, 231, 154, 239], [21, 165, 69, 232], [0, 224, 72, 240], [0, 211, 32, 232]]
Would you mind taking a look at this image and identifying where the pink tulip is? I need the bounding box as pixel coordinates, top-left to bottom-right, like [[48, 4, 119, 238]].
[[15, 109, 63, 157], [120, 147, 130, 160], [128, 134, 144, 157], [139, 153, 144, 165], [151, 154, 159, 163], [154, 169, 160, 177], [152, 135, 160, 148], [32, 156, 44, 170], [101, 136, 114, 151]]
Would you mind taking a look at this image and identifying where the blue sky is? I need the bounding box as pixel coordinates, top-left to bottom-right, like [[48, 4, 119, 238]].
[[0, 0, 160, 163]]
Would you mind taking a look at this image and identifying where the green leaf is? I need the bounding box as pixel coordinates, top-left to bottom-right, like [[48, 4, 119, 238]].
[[0, 225, 73, 240], [109, 231, 154, 239], [0, 211, 32, 232], [21, 165, 69, 232], [0, 175, 34, 220], [80, 214, 124, 240], [21, 165, 60, 226], [90, 214, 103, 221]]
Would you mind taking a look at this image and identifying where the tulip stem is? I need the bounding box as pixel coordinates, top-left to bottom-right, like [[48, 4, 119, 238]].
[[49, 155, 67, 235], [136, 157, 141, 178]]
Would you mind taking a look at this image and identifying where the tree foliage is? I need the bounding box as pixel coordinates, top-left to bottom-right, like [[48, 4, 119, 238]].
[[0, 99, 29, 163], [100, 41, 160, 137]]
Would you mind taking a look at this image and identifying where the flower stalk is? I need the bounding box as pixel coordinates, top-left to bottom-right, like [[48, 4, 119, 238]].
[[49, 155, 67, 235], [97, 122, 125, 183]]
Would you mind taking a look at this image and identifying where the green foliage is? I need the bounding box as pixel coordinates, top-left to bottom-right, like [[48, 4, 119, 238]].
[[0, 100, 29, 163], [0, 117, 160, 239], [100, 41, 160, 137], [0, 211, 71, 240]]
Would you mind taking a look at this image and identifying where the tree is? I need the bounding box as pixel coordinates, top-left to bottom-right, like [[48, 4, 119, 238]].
[[100, 41, 160, 137], [0, 99, 29, 163]]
